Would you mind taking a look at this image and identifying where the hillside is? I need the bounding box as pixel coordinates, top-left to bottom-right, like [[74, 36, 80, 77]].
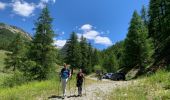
[[108, 70, 170, 99], [0, 23, 32, 51]]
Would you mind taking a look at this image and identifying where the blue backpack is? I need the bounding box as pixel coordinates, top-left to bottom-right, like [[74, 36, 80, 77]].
[[61, 68, 70, 79]]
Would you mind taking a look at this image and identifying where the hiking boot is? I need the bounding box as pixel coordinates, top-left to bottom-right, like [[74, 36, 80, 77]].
[[62, 95, 66, 99], [78, 94, 82, 97]]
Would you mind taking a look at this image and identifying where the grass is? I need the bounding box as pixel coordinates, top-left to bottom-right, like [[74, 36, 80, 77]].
[[0, 74, 94, 100], [0, 50, 11, 86], [0, 50, 7, 71], [0, 50, 96, 99], [0, 79, 59, 100], [108, 70, 170, 100]]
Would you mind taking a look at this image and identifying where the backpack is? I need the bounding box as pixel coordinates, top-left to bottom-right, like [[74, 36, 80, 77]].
[[61, 68, 70, 79]]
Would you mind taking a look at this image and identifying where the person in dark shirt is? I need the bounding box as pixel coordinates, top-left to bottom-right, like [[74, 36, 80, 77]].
[[76, 69, 84, 96]]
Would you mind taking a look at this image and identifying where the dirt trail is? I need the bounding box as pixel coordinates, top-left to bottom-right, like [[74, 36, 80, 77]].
[[49, 77, 135, 100]]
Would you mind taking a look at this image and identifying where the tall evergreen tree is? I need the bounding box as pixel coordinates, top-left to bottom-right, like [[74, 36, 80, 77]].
[[140, 5, 155, 66], [65, 32, 81, 69], [5, 34, 26, 71], [123, 11, 150, 70], [28, 7, 55, 80], [103, 54, 118, 72], [92, 49, 100, 67], [149, 0, 170, 65], [141, 5, 149, 26], [87, 43, 93, 72], [80, 36, 89, 72]]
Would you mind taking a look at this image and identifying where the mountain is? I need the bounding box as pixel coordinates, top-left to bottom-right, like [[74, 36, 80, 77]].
[[0, 22, 32, 51]]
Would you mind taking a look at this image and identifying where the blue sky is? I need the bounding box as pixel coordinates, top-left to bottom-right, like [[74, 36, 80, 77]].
[[0, 0, 149, 50]]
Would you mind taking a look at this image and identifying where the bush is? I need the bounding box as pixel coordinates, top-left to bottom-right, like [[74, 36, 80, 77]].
[[2, 71, 28, 87], [93, 65, 106, 73]]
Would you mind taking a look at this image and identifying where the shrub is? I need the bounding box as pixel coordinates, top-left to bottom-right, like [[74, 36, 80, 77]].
[[2, 71, 28, 87]]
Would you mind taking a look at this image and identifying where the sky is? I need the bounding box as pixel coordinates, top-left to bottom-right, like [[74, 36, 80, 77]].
[[0, 0, 149, 50]]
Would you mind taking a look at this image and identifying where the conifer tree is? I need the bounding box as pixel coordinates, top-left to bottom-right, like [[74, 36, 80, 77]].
[[65, 32, 81, 69], [123, 11, 150, 70], [87, 43, 93, 72], [28, 7, 56, 80], [79, 36, 88, 71], [149, 0, 170, 65], [103, 54, 118, 72], [5, 34, 26, 71], [141, 5, 148, 26], [92, 49, 100, 67]]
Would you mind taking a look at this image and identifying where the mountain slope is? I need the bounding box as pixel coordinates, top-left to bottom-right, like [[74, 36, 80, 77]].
[[0, 23, 32, 51]]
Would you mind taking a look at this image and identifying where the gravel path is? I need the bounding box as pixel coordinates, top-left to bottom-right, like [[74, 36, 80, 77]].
[[49, 77, 133, 100]]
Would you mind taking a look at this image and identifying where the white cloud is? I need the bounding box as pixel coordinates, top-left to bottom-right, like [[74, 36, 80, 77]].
[[80, 24, 93, 31], [54, 40, 66, 48], [83, 30, 99, 40], [1, 0, 56, 17], [0, 2, 6, 10], [37, 0, 55, 9], [12, 0, 36, 17], [78, 24, 113, 46], [95, 36, 113, 46], [77, 33, 82, 42], [37, 2, 46, 9], [80, 24, 99, 40]]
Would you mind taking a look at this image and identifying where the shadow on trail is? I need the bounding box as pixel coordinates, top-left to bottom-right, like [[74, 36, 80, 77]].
[[67, 94, 79, 98], [48, 95, 63, 99], [48, 95, 80, 99]]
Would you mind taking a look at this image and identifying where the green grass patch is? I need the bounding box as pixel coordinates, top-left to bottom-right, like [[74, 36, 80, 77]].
[[0, 74, 93, 100], [0, 73, 11, 86], [108, 70, 170, 100], [0, 50, 7, 71]]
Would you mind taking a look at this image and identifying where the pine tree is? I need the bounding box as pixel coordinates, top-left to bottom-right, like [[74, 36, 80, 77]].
[[65, 32, 81, 69], [103, 54, 118, 72], [123, 11, 150, 70], [28, 7, 56, 80], [140, 5, 154, 66], [149, 0, 170, 65], [79, 36, 89, 72], [5, 34, 26, 71], [141, 5, 148, 26], [87, 43, 93, 72], [92, 49, 100, 67]]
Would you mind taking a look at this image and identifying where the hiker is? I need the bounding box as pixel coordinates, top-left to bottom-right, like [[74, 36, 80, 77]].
[[60, 63, 71, 98], [76, 69, 84, 96], [98, 72, 102, 81], [96, 70, 102, 81]]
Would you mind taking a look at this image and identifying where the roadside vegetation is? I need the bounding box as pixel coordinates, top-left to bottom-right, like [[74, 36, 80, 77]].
[[0, 74, 94, 100], [109, 70, 170, 100]]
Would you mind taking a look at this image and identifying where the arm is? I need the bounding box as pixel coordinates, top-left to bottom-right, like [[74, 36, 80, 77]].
[[60, 68, 64, 79], [59, 69, 62, 81], [68, 69, 71, 78]]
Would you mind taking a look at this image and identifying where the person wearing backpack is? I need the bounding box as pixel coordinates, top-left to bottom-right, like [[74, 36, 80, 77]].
[[76, 69, 84, 96], [60, 63, 71, 98]]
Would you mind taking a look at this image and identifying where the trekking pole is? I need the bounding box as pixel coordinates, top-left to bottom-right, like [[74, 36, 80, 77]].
[[84, 77, 86, 96], [58, 76, 61, 96], [74, 83, 77, 96], [69, 70, 72, 97], [69, 77, 71, 96]]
